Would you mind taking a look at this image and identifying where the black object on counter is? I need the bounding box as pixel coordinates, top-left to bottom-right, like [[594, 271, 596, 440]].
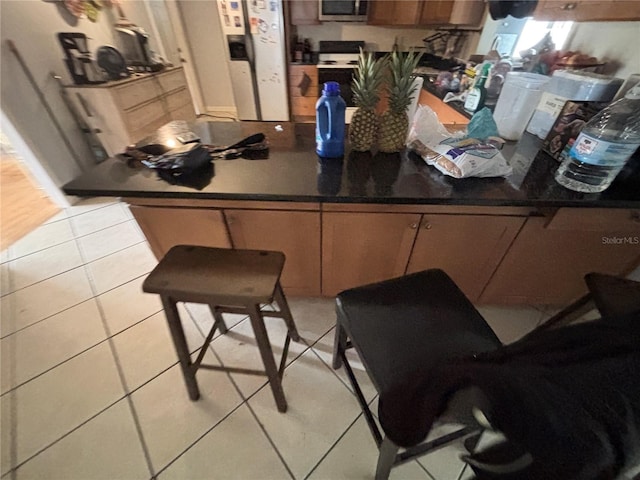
[[489, 0, 538, 19]]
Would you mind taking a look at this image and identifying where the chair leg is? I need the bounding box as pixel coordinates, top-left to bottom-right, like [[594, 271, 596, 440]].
[[375, 436, 399, 480], [332, 321, 348, 369], [247, 303, 288, 413], [160, 296, 200, 401], [209, 305, 229, 334], [273, 282, 300, 342]]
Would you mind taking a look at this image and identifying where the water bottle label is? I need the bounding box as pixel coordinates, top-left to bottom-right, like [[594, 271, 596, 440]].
[[570, 132, 640, 166]]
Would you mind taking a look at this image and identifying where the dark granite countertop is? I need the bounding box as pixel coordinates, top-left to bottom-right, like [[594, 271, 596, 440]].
[[62, 121, 640, 209]]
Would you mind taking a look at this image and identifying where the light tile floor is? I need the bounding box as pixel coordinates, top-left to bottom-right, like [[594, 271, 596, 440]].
[[1, 197, 553, 480]]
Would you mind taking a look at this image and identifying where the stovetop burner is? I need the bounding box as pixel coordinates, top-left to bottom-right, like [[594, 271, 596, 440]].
[[322, 60, 337, 65]]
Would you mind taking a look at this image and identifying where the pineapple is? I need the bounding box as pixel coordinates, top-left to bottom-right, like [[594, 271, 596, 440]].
[[378, 49, 423, 153], [349, 48, 386, 152]]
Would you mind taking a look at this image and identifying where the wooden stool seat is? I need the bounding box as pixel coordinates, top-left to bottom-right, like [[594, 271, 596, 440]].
[[143, 245, 300, 412]]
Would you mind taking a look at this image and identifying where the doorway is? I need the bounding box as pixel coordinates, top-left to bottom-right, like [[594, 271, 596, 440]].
[[0, 132, 61, 250]]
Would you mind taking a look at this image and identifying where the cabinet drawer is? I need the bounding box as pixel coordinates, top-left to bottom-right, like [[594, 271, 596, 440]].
[[123, 99, 168, 133], [170, 102, 197, 122], [291, 96, 317, 116], [165, 87, 192, 111], [114, 77, 159, 111], [157, 68, 187, 94], [129, 115, 171, 144]]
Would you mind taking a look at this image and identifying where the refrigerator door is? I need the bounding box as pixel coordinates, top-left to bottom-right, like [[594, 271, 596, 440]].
[[247, 0, 289, 121], [228, 61, 259, 120], [217, 0, 260, 120]]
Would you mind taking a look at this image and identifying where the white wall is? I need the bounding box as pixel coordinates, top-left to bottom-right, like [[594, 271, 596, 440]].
[[475, 16, 640, 80], [565, 21, 640, 79], [0, 0, 156, 188], [177, 0, 235, 112]]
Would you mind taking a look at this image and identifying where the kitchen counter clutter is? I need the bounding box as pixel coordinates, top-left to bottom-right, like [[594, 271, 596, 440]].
[[63, 121, 640, 304]]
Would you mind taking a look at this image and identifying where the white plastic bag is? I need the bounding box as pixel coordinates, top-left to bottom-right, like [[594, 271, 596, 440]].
[[406, 105, 512, 179]]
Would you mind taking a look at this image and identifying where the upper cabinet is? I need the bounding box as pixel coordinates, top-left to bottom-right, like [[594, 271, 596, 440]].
[[534, 0, 640, 21], [368, 0, 485, 26], [289, 0, 320, 25]]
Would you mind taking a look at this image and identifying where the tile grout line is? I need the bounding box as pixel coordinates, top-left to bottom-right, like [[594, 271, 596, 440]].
[[0, 271, 157, 340], [68, 213, 157, 479], [174, 307, 296, 480], [303, 409, 365, 480], [6, 216, 135, 263], [1, 238, 148, 299]]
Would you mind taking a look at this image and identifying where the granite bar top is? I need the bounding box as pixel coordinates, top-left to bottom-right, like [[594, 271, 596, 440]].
[[62, 121, 640, 209]]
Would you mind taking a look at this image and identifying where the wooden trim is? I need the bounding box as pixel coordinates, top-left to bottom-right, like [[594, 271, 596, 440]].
[[320, 203, 534, 216], [124, 197, 320, 211]]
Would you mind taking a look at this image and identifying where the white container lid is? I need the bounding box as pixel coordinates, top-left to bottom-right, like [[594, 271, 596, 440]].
[[503, 72, 550, 89], [553, 69, 618, 85]]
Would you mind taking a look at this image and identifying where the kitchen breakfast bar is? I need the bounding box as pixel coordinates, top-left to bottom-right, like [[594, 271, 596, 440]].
[[62, 122, 640, 305]]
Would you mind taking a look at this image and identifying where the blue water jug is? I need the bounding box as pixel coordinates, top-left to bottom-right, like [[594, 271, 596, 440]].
[[316, 82, 346, 158]]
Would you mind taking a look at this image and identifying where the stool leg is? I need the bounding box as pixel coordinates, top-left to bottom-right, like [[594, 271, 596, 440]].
[[375, 436, 399, 480], [332, 321, 348, 370], [161, 296, 200, 401], [274, 282, 300, 342], [209, 305, 229, 334], [247, 303, 288, 413]]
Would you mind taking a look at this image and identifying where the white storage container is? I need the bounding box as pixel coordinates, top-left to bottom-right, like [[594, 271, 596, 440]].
[[494, 72, 549, 141], [525, 70, 622, 139]]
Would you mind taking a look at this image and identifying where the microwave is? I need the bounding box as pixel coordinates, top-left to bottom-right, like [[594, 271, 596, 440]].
[[319, 0, 368, 21]]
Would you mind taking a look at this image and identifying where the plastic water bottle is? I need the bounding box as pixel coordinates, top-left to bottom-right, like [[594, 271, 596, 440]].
[[555, 82, 640, 193], [316, 81, 346, 158]]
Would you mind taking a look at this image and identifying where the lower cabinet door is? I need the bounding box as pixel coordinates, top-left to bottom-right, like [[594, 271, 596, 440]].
[[322, 212, 421, 296], [480, 210, 640, 305], [406, 214, 525, 302], [224, 209, 321, 296], [130, 206, 231, 259]]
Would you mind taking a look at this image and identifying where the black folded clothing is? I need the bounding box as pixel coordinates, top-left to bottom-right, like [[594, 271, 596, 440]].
[[141, 143, 211, 174]]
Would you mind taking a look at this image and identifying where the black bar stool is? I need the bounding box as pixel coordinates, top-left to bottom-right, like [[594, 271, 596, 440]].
[[332, 269, 502, 479], [143, 245, 300, 413]]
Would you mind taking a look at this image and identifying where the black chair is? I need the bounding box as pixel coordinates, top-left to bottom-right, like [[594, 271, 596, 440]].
[[332, 269, 640, 480], [332, 269, 502, 479]]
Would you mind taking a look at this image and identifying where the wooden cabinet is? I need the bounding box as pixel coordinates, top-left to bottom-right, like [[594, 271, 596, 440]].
[[418, 89, 469, 126], [129, 200, 321, 296], [289, 64, 318, 122], [66, 67, 196, 156], [130, 206, 231, 259], [289, 0, 320, 24], [406, 214, 525, 301], [480, 208, 640, 305], [224, 209, 321, 296], [534, 0, 640, 21], [368, 0, 484, 26], [126, 199, 638, 305], [368, 0, 422, 25], [322, 212, 421, 296]]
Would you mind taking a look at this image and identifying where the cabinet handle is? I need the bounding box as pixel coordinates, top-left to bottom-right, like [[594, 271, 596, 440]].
[[561, 2, 577, 10], [410, 223, 418, 229], [423, 222, 432, 230]]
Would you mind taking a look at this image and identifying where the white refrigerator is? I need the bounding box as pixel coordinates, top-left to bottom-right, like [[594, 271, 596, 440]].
[[216, 0, 289, 121]]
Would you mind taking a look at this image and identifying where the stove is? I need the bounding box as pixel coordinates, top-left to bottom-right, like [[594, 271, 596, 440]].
[[317, 41, 365, 122]]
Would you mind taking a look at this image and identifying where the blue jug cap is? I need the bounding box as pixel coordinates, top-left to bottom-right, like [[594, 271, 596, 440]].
[[323, 81, 340, 95]]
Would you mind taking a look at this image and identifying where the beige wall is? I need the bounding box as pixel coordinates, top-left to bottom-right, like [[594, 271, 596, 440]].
[[177, 0, 235, 113], [0, 0, 156, 186], [565, 21, 640, 79]]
